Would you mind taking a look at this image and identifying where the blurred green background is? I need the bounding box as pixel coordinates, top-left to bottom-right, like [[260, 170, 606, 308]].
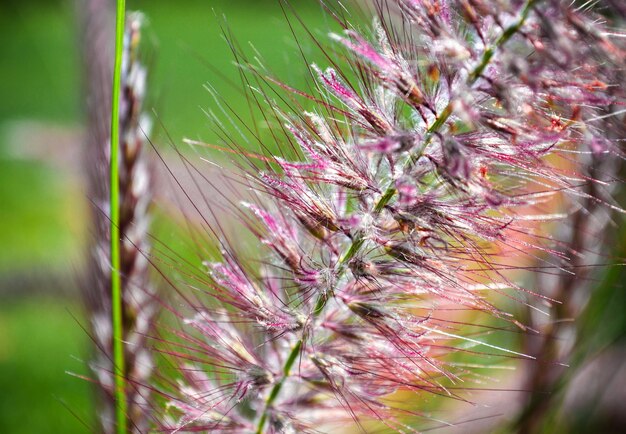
[[1, 1, 624, 433]]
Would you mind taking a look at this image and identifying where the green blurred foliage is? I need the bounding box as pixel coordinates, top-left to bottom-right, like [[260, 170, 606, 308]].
[[0, 158, 81, 273], [0, 2, 79, 125], [0, 299, 95, 433]]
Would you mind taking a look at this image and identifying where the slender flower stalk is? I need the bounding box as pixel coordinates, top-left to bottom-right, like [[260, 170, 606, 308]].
[[153, 0, 625, 432], [110, 1, 128, 432]]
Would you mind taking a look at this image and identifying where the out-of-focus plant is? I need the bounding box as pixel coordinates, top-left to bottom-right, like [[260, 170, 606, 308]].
[[80, 1, 156, 432], [509, 3, 626, 432]]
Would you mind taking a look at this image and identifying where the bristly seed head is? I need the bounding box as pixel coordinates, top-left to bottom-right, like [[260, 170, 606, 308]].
[[160, 1, 626, 432]]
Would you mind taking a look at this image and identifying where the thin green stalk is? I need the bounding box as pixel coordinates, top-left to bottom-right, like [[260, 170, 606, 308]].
[[254, 2, 537, 431], [469, 0, 538, 83], [255, 340, 302, 434], [110, 0, 127, 432]]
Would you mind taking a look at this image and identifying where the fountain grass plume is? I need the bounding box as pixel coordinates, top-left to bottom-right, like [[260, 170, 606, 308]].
[[149, 0, 626, 432]]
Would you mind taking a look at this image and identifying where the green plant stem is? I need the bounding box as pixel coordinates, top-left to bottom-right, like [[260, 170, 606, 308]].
[[469, 0, 538, 83], [254, 340, 302, 434], [110, 1, 127, 433], [254, 2, 537, 431]]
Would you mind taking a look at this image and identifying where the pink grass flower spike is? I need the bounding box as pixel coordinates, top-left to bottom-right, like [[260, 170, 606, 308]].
[[155, 1, 626, 433]]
